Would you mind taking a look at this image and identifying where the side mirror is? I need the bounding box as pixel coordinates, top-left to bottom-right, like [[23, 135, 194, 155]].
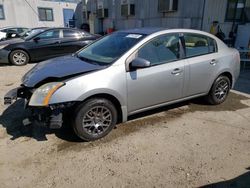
[[33, 37, 40, 42], [130, 57, 150, 70]]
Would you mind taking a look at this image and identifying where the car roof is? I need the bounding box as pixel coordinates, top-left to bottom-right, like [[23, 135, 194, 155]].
[[31, 27, 48, 30], [117, 27, 166, 35], [116, 28, 218, 38], [44, 27, 82, 31]]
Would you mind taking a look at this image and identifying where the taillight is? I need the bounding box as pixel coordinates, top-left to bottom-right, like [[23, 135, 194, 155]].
[[235, 50, 241, 64]]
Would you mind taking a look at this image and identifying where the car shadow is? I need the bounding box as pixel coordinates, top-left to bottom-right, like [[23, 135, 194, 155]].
[[0, 92, 248, 142], [0, 99, 82, 142], [128, 100, 191, 121], [0, 99, 192, 142], [200, 167, 250, 188], [0, 61, 38, 67], [0, 63, 11, 67]]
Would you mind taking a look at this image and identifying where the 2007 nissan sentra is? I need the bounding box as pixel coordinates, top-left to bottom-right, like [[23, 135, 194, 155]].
[[4, 28, 240, 141]]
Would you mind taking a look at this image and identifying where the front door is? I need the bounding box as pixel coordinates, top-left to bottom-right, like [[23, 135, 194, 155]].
[[28, 29, 62, 60], [127, 33, 186, 113], [60, 29, 84, 54]]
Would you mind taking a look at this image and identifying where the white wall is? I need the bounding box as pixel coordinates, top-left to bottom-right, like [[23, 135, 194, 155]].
[[0, 0, 79, 28]]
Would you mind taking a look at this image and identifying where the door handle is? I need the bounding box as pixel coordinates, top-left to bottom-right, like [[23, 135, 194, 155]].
[[210, 59, 217, 65], [171, 68, 183, 75], [54, 41, 61, 44]]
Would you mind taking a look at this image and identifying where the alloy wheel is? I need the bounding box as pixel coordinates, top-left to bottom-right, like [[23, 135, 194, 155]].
[[82, 106, 112, 136], [12, 52, 27, 65], [214, 79, 229, 101]]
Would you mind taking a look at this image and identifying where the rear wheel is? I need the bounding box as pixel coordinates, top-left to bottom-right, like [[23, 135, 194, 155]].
[[9, 50, 29, 66], [72, 98, 117, 141], [206, 75, 231, 105]]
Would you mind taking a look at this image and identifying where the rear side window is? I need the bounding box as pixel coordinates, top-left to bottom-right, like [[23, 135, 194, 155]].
[[63, 29, 81, 38], [138, 34, 180, 66], [184, 33, 217, 58], [17, 28, 28, 34], [207, 37, 217, 53]]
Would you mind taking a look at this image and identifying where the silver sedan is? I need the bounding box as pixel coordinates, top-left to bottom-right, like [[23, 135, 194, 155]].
[[4, 28, 240, 141]]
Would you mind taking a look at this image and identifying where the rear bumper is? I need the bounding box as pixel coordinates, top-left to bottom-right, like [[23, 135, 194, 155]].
[[0, 49, 10, 64]]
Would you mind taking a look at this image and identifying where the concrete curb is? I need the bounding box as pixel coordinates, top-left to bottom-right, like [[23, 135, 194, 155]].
[[231, 90, 250, 98]]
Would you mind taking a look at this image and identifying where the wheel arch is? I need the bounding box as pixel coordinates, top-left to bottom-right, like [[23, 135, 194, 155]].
[[209, 70, 233, 92], [8, 48, 31, 63], [219, 72, 233, 88]]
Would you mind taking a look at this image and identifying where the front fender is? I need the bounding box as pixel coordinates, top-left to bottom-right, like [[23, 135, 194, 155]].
[[77, 88, 126, 106], [48, 64, 127, 106], [49, 86, 128, 122]]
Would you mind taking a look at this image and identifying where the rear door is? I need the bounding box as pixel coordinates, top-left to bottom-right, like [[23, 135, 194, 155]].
[[182, 33, 219, 97], [127, 33, 186, 113], [60, 29, 84, 54], [60, 29, 96, 54]]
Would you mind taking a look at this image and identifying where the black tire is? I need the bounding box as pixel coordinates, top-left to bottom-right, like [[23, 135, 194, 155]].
[[9, 50, 29, 66], [72, 98, 118, 141], [206, 75, 231, 105]]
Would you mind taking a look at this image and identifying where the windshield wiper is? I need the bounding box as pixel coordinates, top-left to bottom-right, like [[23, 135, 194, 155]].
[[76, 54, 100, 65]]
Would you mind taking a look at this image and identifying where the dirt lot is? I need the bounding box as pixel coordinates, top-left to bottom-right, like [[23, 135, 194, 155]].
[[0, 64, 250, 188]]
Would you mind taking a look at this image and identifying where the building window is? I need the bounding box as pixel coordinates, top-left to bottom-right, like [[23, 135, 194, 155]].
[[225, 0, 246, 21], [158, 0, 178, 12], [38, 7, 54, 21], [0, 5, 5, 20]]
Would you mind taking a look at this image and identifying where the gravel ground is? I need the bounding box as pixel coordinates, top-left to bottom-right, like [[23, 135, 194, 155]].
[[0, 64, 250, 188]]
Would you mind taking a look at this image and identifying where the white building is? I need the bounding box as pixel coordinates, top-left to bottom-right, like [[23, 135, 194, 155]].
[[0, 0, 83, 28]]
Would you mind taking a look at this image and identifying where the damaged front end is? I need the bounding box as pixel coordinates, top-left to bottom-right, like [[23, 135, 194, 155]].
[[4, 55, 107, 129], [4, 86, 32, 105], [29, 102, 75, 129], [4, 84, 75, 129]]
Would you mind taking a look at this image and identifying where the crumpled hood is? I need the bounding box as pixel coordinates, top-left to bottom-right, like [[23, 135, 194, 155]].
[[22, 55, 106, 87]]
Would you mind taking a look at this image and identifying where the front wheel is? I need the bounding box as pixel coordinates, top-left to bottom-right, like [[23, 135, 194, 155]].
[[9, 50, 29, 66], [72, 98, 118, 141], [206, 76, 231, 105]]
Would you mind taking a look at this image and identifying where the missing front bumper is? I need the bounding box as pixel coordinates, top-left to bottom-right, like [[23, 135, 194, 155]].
[[29, 102, 75, 129], [4, 87, 19, 105], [4, 87, 74, 129], [29, 108, 64, 129], [4, 86, 32, 105]]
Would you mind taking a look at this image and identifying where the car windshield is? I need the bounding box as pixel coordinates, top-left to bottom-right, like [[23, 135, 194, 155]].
[[23, 29, 46, 40], [77, 32, 145, 65]]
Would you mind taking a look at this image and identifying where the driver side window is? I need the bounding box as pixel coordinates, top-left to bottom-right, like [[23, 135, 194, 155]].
[[138, 34, 180, 66], [37, 30, 60, 40]]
